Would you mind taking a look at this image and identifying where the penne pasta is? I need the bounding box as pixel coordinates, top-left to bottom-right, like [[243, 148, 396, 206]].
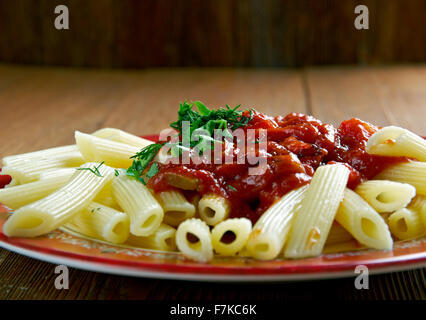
[[284, 164, 350, 259], [2, 145, 79, 167], [246, 186, 308, 260], [155, 190, 195, 226], [64, 202, 130, 244], [388, 208, 425, 240], [336, 189, 393, 250], [111, 174, 163, 236], [366, 126, 426, 161], [409, 195, 426, 226], [2, 150, 84, 184], [325, 222, 354, 246], [374, 161, 426, 195], [211, 218, 252, 256], [92, 128, 153, 149], [0, 169, 74, 209], [75, 131, 140, 168], [3, 162, 114, 237], [126, 223, 177, 251], [176, 218, 213, 262], [355, 180, 416, 213], [198, 193, 231, 226]]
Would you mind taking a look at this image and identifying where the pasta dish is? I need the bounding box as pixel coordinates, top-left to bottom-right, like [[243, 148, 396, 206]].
[[0, 101, 425, 262]]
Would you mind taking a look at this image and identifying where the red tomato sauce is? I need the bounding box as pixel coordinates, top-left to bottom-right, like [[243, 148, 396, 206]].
[[148, 111, 407, 223]]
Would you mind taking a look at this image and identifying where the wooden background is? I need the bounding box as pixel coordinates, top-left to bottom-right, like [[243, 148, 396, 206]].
[[0, 0, 426, 68], [0, 64, 424, 299]]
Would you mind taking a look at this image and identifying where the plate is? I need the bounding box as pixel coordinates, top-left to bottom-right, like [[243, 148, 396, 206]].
[[0, 135, 425, 282]]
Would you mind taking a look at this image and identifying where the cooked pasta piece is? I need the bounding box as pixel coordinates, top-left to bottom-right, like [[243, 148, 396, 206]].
[[246, 186, 308, 260], [374, 161, 426, 195], [2, 145, 78, 167], [198, 193, 231, 226], [75, 131, 140, 168], [176, 218, 213, 262], [366, 126, 426, 161], [111, 174, 163, 236], [388, 208, 425, 240], [211, 218, 252, 256], [355, 180, 416, 213], [323, 240, 364, 254], [92, 128, 153, 149], [64, 202, 130, 244], [336, 189, 393, 250], [325, 222, 354, 246], [126, 223, 177, 251], [0, 169, 74, 209], [155, 190, 195, 226], [284, 164, 350, 259], [2, 150, 84, 184], [3, 162, 114, 237], [409, 195, 426, 226]]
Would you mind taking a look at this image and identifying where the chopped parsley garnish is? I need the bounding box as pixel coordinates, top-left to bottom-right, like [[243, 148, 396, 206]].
[[114, 169, 120, 177], [228, 185, 237, 192], [146, 163, 159, 179], [126, 101, 253, 184], [77, 161, 105, 177], [126, 143, 163, 184]]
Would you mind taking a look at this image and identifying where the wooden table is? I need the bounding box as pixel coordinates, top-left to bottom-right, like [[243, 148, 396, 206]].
[[0, 64, 424, 300]]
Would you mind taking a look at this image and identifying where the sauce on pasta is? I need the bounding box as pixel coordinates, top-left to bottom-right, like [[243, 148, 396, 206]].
[[148, 111, 407, 223]]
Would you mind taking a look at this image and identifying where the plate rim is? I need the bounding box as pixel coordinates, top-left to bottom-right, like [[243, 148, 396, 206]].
[[1, 239, 425, 282]]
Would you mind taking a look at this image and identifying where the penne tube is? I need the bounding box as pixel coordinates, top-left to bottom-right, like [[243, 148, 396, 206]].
[[176, 218, 213, 262], [92, 128, 153, 149], [0, 169, 74, 209], [211, 218, 252, 256], [2, 150, 84, 184], [111, 174, 163, 237], [126, 223, 177, 251], [325, 222, 354, 246], [198, 193, 231, 226], [355, 180, 416, 213], [366, 126, 426, 161], [374, 161, 426, 195], [75, 131, 140, 168], [3, 162, 114, 237], [155, 190, 195, 226], [323, 240, 364, 254], [2, 145, 79, 167], [336, 189, 393, 250], [64, 202, 130, 244], [388, 208, 426, 240], [246, 186, 308, 260], [409, 195, 426, 226], [284, 164, 350, 259]]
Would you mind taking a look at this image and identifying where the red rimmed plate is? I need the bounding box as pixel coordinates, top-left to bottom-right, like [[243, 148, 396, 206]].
[[0, 135, 425, 281]]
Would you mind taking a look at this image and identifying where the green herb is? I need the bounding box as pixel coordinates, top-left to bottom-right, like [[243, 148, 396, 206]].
[[127, 101, 254, 185], [228, 185, 237, 192], [90, 207, 101, 213], [169, 101, 253, 155], [170, 101, 252, 140], [77, 161, 105, 177], [126, 143, 163, 184], [114, 169, 120, 177], [146, 163, 159, 179]]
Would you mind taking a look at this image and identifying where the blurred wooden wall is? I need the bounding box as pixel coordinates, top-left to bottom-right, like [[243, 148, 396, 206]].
[[0, 0, 425, 68]]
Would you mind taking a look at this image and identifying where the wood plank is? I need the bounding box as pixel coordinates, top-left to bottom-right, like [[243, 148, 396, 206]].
[[306, 65, 426, 136], [370, 66, 426, 135], [101, 68, 307, 136], [306, 66, 391, 127]]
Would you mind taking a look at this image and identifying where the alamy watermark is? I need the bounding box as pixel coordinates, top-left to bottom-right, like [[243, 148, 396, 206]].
[[157, 123, 268, 175], [354, 265, 369, 289], [54, 265, 69, 289]]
